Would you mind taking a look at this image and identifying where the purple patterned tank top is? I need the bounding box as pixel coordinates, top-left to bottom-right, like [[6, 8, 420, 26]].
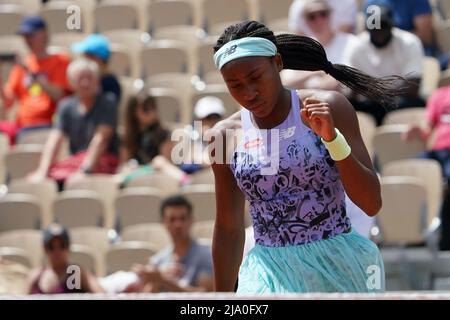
[[230, 90, 351, 247]]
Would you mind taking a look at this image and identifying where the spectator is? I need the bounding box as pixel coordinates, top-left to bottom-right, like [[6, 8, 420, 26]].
[[27, 224, 104, 294], [282, 0, 361, 91], [364, 0, 436, 56], [28, 59, 119, 187], [179, 96, 226, 174], [118, 92, 189, 186], [403, 84, 450, 250], [289, 0, 358, 35], [72, 34, 122, 102], [0, 16, 70, 144], [101, 196, 213, 293], [345, 3, 425, 124]]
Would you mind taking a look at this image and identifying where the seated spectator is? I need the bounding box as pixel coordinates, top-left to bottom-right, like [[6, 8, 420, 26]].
[[179, 96, 226, 174], [403, 84, 450, 250], [364, 0, 436, 56], [28, 59, 119, 187], [345, 3, 425, 124], [289, 0, 358, 35], [72, 34, 122, 102], [119, 92, 189, 186], [0, 16, 70, 144], [27, 224, 104, 294], [282, 0, 361, 91], [101, 196, 213, 293]]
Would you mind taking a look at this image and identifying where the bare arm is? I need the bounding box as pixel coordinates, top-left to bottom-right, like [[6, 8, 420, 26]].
[[79, 125, 114, 172], [29, 129, 64, 181], [299, 90, 382, 216], [80, 269, 105, 293]]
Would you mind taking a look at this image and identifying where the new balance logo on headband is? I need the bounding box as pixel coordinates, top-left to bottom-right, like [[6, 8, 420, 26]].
[[224, 45, 238, 58]]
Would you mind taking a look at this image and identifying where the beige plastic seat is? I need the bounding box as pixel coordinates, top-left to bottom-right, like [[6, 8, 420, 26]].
[[121, 223, 171, 251], [147, 87, 185, 124], [255, 0, 292, 24], [53, 190, 105, 229], [146, 72, 194, 97], [69, 243, 97, 275], [0, 246, 32, 268], [65, 174, 119, 229], [439, 0, 450, 18], [202, 0, 249, 35], [40, 1, 88, 34], [420, 56, 441, 98], [0, 4, 25, 36], [382, 159, 444, 228], [94, 1, 139, 32], [50, 32, 87, 52], [5, 144, 42, 180], [115, 187, 163, 230], [108, 44, 133, 77], [16, 128, 52, 146], [181, 184, 216, 221], [8, 178, 58, 228], [141, 40, 190, 77], [105, 241, 157, 275], [190, 168, 214, 185], [126, 171, 180, 195], [382, 107, 427, 126], [0, 35, 27, 57], [192, 85, 241, 117], [356, 111, 377, 159], [147, 0, 194, 33], [268, 17, 289, 32], [0, 193, 42, 232], [0, 229, 43, 267], [0, 133, 9, 184], [1, 0, 41, 15], [377, 176, 428, 245], [70, 226, 111, 276], [372, 125, 427, 169], [191, 220, 215, 240]]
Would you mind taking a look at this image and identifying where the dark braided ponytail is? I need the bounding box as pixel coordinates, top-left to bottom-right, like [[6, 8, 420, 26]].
[[214, 20, 407, 108]]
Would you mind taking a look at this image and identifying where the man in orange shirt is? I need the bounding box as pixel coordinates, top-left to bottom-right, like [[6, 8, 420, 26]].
[[0, 16, 70, 144]]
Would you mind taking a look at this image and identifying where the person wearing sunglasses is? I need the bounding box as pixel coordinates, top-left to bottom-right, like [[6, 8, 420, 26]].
[[27, 224, 104, 294], [282, 0, 361, 92]]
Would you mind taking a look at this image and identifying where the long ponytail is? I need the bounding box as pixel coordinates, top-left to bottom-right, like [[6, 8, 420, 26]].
[[214, 20, 408, 108]]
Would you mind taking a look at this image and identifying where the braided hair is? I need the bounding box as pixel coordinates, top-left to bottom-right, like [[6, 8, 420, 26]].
[[214, 20, 407, 108]]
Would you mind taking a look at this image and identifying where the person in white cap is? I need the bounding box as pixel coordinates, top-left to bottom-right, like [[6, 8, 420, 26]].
[[194, 96, 226, 132]]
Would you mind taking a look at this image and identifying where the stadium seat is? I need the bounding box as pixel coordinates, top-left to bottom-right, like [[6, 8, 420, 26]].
[[147, 0, 195, 33], [435, 20, 450, 54], [108, 44, 133, 77], [192, 84, 241, 117], [268, 18, 289, 33], [65, 174, 119, 229], [382, 159, 444, 228], [382, 107, 426, 126], [197, 36, 218, 79], [190, 168, 214, 185], [181, 184, 216, 222], [191, 220, 215, 240], [0, 229, 43, 267], [16, 128, 52, 146], [372, 125, 427, 169], [147, 87, 186, 124], [0, 193, 42, 232], [202, 0, 250, 35], [5, 144, 42, 180], [140, 40, 191, 77], [3, 0, 41, 15], [69, 243, 98, 275], [0, 246, 32, 268], [70, 226, 112, 276], [121, 223, 171, 251], [8, 178, 58, 228], [0, 133, 9, 184], [105, 241, 157, 275], [115, 187, 163, 230], [0, 4, 25, 36], [254, 0, 292, 24], [40, 1, 88, 34], [126, 171, 180, 195], [420, 57, 441, 99], [53, 190, 105, 228], [94, 1, 139, 32], [439, 69, 450, 88]]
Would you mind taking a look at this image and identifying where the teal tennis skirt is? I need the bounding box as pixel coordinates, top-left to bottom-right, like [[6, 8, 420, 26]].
[[237, 229, 385, 294]]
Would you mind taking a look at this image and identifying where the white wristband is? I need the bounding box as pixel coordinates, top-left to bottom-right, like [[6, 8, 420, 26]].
[[321, 128, 351, 161]]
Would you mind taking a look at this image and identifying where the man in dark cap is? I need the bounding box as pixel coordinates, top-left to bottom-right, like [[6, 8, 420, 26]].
[[0, 16, 70, 144]]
